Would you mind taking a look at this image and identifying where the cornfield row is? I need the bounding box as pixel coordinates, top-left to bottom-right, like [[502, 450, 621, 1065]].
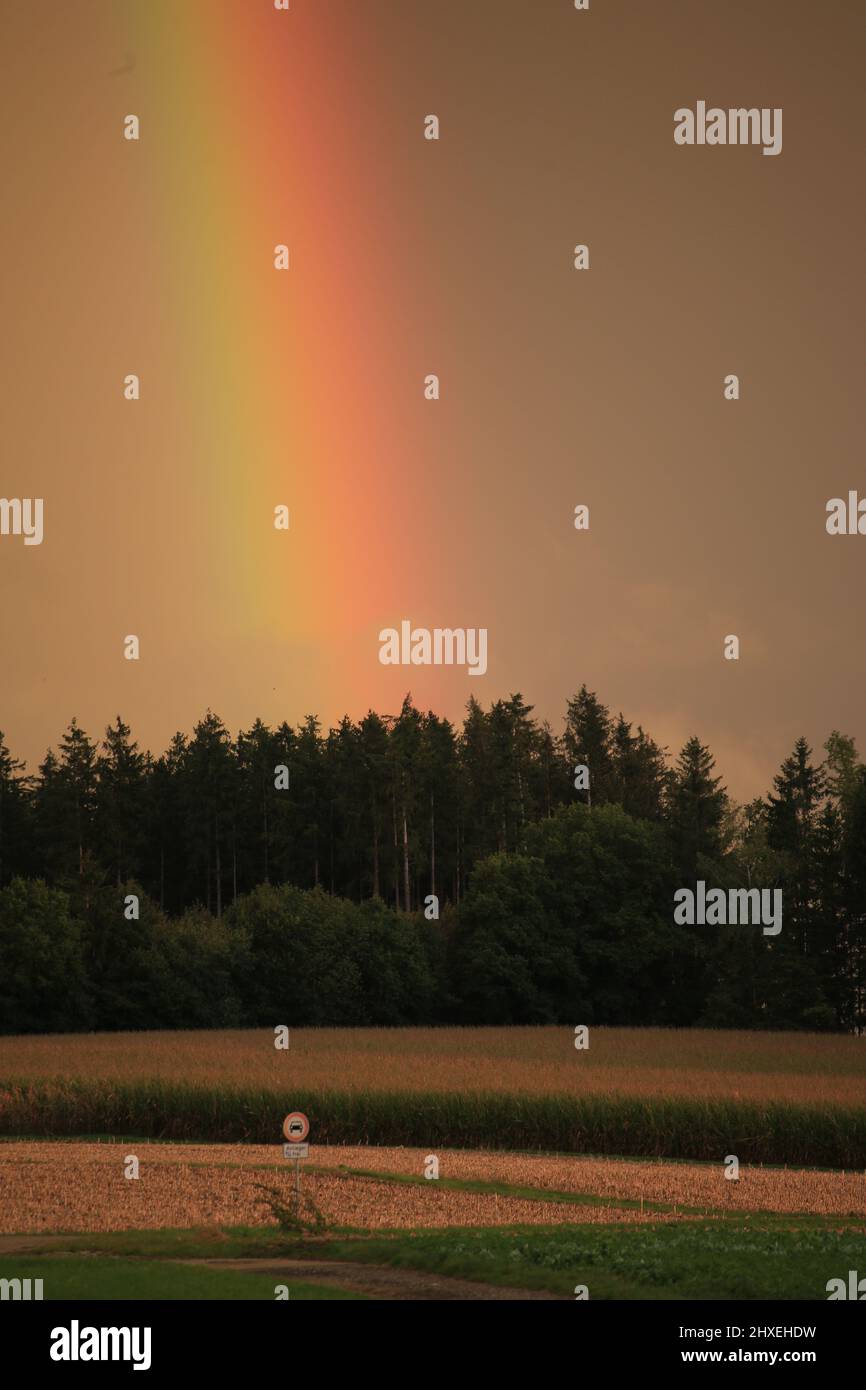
[[2, 1079, 865, 1168]]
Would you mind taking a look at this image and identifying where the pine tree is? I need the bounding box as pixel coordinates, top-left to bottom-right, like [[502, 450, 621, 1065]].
[[459, 696, 497, 879], [236, 719, 279, 889], [812, 799, 845, 1027], [34, 721, 98, 883], [181, 712, 237, 916], [766, 737, 826, 953], [824, 731, 862, 814], [388, 696, 423, 911], [767, 737, 826, 855], [418, 711, 459, 903], [0, 731, 30, 886], [96, 716, 147, 885], [358, 711, 390, 900], [667, 736, 728, 880], [563, 686, 613, 807], [841, 769, 866, 1033], [144, 732, 187, 912]]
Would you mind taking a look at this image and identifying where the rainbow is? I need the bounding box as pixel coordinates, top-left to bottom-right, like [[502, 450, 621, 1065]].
[[120, 0, 428, 657]]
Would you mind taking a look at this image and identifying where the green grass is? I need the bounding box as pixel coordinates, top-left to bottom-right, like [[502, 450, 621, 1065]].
[[295, 1224, 866, 1300], [10, 1220, 866, 1300], [0, 1255, 366, 1300], [1, 1078, 865, 1166]]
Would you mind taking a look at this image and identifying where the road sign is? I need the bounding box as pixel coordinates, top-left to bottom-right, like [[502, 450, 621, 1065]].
[[283, 1142, 309, 1159], [282, 1111, 310, 1143]]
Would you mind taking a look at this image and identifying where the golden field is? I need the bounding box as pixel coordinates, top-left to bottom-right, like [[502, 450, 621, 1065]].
[[1, 1026, 864, 1106], [1, 1140, 863, 1235], [0, 1141, 686, 1234]]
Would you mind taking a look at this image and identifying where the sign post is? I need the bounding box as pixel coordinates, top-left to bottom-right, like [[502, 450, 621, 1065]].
[[282, 1113, 310, 1215]]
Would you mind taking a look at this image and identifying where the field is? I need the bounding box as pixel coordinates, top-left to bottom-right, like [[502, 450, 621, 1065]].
[[2, 1141, 866, 1233], [3, 1026, 864, 1102], [1, 1027, 864, 1300], [1, 1026, 865, 1166]]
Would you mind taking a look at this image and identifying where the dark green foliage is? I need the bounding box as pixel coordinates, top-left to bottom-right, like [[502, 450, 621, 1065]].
[[453, 805, 680, 1025], [0, 878, 90, 1032], [227, 883, 434, 1026], [314, 1225, 866, 1301], [666, 736, 728, 881], [0, 698, 864, 1033], [0, 732, 32, 886]]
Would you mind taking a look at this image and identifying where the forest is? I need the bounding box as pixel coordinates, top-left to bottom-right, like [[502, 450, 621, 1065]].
[[0, 686, 864, 1034]]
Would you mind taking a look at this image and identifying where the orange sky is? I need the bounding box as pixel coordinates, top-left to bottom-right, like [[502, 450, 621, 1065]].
[[1, 0, 864, 801]]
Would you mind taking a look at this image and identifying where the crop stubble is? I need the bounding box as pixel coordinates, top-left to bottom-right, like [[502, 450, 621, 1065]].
[[0, 1142, 863, 1234]]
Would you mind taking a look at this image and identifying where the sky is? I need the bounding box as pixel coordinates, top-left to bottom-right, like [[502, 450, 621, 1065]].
[[1, 0, 864, 801]]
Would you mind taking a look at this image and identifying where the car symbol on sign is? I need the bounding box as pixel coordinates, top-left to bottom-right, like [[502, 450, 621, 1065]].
[[282, 1111, 310, 1143]]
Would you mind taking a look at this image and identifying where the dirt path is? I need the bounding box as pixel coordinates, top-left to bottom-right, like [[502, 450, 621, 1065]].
[[0, 1234, 65, 1253], [0, 1236, 562, 1299], [178, 1256, 564, 1301]]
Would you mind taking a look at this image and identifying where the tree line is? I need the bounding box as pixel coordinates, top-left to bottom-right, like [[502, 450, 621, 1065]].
[[0, 688, 864, 1033]]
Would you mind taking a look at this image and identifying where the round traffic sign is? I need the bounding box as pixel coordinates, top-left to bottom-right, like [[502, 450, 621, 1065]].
[[282, 1111, 310, 1143]]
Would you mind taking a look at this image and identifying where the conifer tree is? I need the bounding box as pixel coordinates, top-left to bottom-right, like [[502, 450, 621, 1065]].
[[563, 686, 613, 807], [667, 736, 728, 880]]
